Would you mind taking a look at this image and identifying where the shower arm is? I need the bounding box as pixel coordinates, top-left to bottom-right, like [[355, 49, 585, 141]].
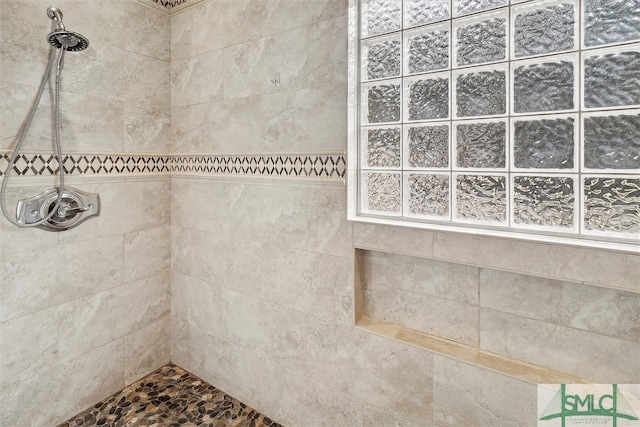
[[47, 7, 65, 31]]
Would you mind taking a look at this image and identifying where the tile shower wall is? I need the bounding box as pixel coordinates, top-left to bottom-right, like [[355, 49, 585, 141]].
[[171, 1, 640, 427], [1, 1, 637, 426], [0, 1, 171, 425]]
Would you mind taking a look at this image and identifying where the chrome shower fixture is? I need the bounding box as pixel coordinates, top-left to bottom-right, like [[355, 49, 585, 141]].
[[46, 6, 89, 52], [16, 187, 100, 231], [0, 7, 98, 232]]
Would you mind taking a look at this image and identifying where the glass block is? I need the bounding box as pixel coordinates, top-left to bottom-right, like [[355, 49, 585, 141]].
[[406, 173, 450, 217], [584, 177, 640, 233], [406, 124, 449, 168], [455, 174, 507, 222], [584, 112, 640, 170], [513, 2, 576, 58], [405, 25, 449, 74], [363, 81, 401, 124], [362, 0, 401, 38], [406, 76, 449, 121], [584, 49, 640, 109], [455, 0, 507, 16], [455, 120, 506, 168], [362, 35, 401, 80], [455, 13, 507, 66], [584, 0, 640, 47], [513, 57, 575, 113], [363, 126, 401, 168], [513, 175, 575, 228], [364, 172, 402, 213], [405, 0, 450, 27], [455, 68, 506, 117], [513, 116, 575, 169]]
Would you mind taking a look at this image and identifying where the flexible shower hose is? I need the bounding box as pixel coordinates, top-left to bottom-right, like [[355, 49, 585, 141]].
[[0, 46, 67, 227]]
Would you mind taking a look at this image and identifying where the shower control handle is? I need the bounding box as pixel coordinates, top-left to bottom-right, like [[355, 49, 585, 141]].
[[16, 187, 100, 231], [58, 204, 92, 217]]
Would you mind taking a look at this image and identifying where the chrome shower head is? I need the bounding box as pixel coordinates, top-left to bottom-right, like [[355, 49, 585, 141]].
[[47, 30, 89, 51], [46, 6, 89, 52]]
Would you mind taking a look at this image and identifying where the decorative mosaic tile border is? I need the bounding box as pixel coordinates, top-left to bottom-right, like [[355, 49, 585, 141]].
[[151, 0, 188, 8], [172, 154, 347, 178], [0, 153, 347, 179]]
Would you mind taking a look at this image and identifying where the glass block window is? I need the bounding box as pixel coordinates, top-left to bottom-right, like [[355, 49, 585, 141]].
[[349, 0, 640, 250]]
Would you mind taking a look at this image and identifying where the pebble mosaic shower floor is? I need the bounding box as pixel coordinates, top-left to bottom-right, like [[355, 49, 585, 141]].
[[58, 363, 282, 427]]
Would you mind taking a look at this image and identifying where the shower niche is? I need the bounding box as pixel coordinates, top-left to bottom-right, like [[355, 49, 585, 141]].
[[354, 248, 639, 385]]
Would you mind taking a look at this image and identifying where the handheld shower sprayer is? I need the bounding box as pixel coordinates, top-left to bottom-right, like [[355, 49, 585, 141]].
[[0, 7, 99, 231]]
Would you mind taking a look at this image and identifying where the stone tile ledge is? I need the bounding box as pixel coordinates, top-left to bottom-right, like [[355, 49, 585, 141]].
[[356, 316, 588, 385]]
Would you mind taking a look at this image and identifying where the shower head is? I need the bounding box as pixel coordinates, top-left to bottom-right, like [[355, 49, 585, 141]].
[[45, 6, 89, 52], [47, 30, 89, 51]]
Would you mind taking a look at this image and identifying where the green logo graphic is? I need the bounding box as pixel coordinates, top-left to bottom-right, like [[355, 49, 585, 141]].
[[540, 384, 639, 427]]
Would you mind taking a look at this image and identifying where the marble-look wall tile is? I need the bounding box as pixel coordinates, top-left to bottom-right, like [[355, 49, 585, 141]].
[[124, 101, 171, 153], [170, 319, 234, 393], [260, 0, 348, 37], [0, 306, 59, 388], [1, 234, 123, 322], [124, 0, 170, 61], [0, 185, 60, 254], [171, 50, 224, 107], [172, 179, 352, 258], [434, 232, 640, 292], [365, 284, 478, 345], [0, 15, 52, 87], [171, 0, 345, 62], [305, 15, 348, 87], [214, 337, 362, 427], [0, 82, 125, 153], [0, 82, 56, 150], [433, 355, 537, 426], [171, 97, 260, 153], [57, 91, 125, 153], [170, 0, 261, 61], [0, 339, 124, 427], [480, 309, 640, 383], [171, 83, 347, 153], [171, 272, 223, 337], [221, 288, 277, 360], [262, 361, 362, 427], [124, 225, 171, 283], [58, 179, 171, 244], [62, 42, 169, 107], [174, 229, 353, 322], [223, 26, 308, 99], [170, 317, 191, 369], [60, 43, 131, 102], [256, 83, 348, 152], [124, 317, 171, 386], [362, 404, 422, 427], [239, 300, 434, 426], [58, 273, 170, 360], [306, 326, 434, 426], [354, 222, 435, 258], [171, 226, 237, 285], [362, 251, 478, 304], [480, 269, 640, 342]]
